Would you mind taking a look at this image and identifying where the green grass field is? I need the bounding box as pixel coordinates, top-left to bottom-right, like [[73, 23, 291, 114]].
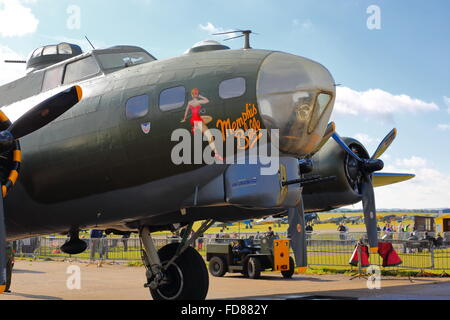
[[16, 212, 448, 277]]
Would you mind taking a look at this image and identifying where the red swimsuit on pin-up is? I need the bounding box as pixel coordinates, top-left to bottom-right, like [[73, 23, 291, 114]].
[[189, 104, 203, 133]]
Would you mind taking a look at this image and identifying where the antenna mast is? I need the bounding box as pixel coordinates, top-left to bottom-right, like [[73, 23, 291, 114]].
[[213, 30, 257, 49], [85, 36, 96, 50]]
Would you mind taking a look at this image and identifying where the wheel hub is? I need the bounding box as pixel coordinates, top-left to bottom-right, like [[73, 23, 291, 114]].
[[155, 261, 184, 300]]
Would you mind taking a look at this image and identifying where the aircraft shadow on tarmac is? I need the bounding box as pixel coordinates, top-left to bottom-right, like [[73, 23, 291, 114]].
[[225, 275, 333, 282], [12, 269, 45, 274], [222, 280, 450, 300], [3, 292, 62, 300]]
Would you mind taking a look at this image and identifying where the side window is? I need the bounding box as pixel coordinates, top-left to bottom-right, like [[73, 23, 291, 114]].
[[159, 86, 186, 111], [42, 66, 64, 92], [219, 77, 246, 99], [126, 95, 149, 119], [63, 56, 100, 84]]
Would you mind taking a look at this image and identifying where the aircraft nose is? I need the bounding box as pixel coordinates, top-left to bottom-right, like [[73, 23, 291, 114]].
[[257, 52, 336, 157]]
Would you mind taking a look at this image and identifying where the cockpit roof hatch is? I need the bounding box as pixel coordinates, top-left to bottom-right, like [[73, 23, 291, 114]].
[[27, 43, 83, 73]]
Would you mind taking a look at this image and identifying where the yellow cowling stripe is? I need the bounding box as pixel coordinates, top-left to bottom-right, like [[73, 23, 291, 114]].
[[8, 170, 19, 185], [75, 85, 83, 101], [0, 110, 21, 198], [0, 111, 8, 122], [13, 150, 21, 162]]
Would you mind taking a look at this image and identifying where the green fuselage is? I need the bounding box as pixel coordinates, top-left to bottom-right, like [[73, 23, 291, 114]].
[[1, 47, 337, 239]]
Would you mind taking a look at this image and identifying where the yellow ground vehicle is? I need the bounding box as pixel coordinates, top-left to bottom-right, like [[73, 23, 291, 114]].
[[206, 236, 295, 279], [436, 215, 450, 234]]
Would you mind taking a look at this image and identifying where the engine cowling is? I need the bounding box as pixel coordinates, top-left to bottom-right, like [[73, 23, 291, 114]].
[[302, 137, 370, 212]]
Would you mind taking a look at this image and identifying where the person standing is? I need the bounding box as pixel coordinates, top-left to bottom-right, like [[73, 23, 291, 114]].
[[89, 229, 105, 267], [121, 232, 131, 252], [338, 223, 347, 240], [4, 242, 14, 293], [266, 226, 275, 238]]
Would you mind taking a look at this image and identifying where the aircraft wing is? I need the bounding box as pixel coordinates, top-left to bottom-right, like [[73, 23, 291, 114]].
[[373, 172, 415, 188]]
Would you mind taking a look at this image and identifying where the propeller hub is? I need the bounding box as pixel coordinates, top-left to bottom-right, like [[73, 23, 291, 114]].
[[363, 159, 384, 173]]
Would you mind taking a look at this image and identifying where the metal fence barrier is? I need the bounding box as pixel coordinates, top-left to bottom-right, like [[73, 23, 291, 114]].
[[11, 232, 450, 275]]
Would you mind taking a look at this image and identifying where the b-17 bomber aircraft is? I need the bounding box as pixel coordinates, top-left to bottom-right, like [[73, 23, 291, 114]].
[[0, 33, 414, 299]]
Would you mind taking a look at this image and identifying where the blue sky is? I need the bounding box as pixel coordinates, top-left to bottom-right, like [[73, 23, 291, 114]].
[[0, 0, 449, 208]]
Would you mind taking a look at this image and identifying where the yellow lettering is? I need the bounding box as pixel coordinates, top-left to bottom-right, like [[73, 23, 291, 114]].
[[215, 103, 261, 148]]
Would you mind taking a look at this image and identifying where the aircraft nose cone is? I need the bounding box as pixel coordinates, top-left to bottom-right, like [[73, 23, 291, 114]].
[[257, 52, 336, 157]]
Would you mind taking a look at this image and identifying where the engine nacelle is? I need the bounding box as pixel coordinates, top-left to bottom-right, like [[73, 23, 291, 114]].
[[302, 137, 370, 212]]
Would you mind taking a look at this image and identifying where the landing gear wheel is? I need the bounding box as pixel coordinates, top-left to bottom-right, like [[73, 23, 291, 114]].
[[245, 257, 261, 279], [208, 256, 227, 277], [281, 257, 295, 278], [149, 243, 209, 300]]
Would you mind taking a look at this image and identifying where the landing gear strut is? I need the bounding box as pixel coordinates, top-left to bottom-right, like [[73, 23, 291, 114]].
[[139, 220, 215, 300]]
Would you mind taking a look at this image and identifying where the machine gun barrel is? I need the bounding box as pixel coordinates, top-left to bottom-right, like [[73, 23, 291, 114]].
[[282, 175, 336, 187]]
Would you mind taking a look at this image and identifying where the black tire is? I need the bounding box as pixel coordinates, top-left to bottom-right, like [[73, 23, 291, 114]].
[[281, 257, 295, 279], [208, 256, 227, 277], [149, 243, 209, 300], [246, 257, 261, 279]]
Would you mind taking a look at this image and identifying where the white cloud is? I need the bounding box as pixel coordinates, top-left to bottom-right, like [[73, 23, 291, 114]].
[[437, 123, 450, 131], [199, 22, 221, 34], [354, 133, 378, 146], [198, 22, 238, 38], [0, 0, 39, 37], [375, 156, 450, 209], [0, 45, 26, 85], [394, 156, 428, 169], [444, 96, 450, 114], [292, 18, 313, 30], [334, 87, 439, 118]]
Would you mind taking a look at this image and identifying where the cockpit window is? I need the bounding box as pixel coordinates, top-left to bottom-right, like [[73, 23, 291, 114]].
[[43, 45, 57, 55], [58, 43, 73, 54], [159, 86, 186, 111], [126, 95, 149, 119], [63, 56, 101, 84], [31, 47, 43, 58], [96, 52, 154, 72], [42, 65, 64, 92], [308, 93, 332, 133], [219, 77, 246, 99]]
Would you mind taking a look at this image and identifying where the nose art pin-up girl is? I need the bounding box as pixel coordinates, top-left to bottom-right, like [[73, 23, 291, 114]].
[[181, 88, 223, 161]]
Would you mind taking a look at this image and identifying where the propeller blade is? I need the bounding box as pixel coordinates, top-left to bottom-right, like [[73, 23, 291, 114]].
[[332, 133, 362, 162], [8, 85, 82, 140], [287, 201, 308, 272], [371, 128, 397, 160], [361, 174, 379, 252], [0, 194, 6, 293]]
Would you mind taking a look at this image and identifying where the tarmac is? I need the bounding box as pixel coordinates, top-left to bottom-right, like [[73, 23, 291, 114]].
[[0, 260, 449, 300]]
